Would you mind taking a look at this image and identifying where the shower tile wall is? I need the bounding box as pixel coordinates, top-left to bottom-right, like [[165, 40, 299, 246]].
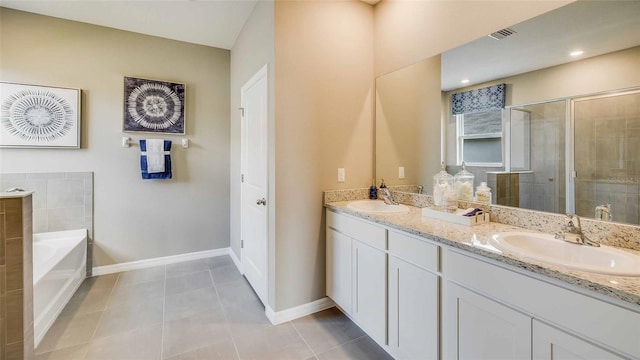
[[0, 172, 94, 272], [574, 92, 640, 224], [517, 101, 566, 214]]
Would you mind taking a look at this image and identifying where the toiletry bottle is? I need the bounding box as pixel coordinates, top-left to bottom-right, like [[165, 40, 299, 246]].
[[475, 182, 492, 204], [369, 179, 378, 200], [380, 179, 387, 189]]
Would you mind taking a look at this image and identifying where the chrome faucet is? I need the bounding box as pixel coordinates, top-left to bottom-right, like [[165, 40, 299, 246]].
[[417, 185, 424, 194], [379, 187, 398, 205], [555, 214, 600, 247]]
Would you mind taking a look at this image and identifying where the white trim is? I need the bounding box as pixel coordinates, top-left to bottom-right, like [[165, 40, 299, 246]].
[[229, 248, 243, 274], [92, 248, 230, 276], [265, 297, 335, 325]]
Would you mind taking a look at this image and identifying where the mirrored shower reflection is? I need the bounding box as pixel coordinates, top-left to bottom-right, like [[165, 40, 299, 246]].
[[574, 90, 640, 225], [508, 101, 567, 214]]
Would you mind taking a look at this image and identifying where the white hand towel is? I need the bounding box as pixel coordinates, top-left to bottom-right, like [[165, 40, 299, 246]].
[[146, 139, 166, 173]]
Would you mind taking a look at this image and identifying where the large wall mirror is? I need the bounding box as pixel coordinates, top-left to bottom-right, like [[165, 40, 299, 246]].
[[375, 0, 640, 225]]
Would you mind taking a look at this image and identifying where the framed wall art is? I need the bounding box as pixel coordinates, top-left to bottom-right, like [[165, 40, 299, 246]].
[[0, 82, 81, 149], [123, 77, 186, 135]]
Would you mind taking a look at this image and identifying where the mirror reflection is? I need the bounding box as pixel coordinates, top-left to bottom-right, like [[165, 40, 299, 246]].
[[375, 0, 640, 225]]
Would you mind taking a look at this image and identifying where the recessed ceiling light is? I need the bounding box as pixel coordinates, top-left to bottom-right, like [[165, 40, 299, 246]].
[[570, 50, 584, 57], [461, 79, 470, 84]]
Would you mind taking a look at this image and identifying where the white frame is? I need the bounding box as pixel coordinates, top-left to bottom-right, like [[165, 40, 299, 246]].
[[455, 112, 504, 167], [0, 81, 81, 149]]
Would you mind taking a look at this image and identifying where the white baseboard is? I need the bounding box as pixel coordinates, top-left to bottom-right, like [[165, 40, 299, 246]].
[[266, 297, 335, 325], [92, 247, 230, 276], [229, 248, 242, 274]]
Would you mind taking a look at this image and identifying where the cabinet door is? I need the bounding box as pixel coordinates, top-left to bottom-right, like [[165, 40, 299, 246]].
[[353, 240, 387, 345], [446, 282, 531, 360], [533, 320, 627, 360], [326, 228, 352, 314], [388, 256, 439, 360]]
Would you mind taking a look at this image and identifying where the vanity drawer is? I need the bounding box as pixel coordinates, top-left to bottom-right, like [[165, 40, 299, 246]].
[[389, 230, 439, 272], [327, 210, 387, 250]]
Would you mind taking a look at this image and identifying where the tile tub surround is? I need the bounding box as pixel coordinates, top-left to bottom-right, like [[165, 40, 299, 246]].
[[324, 201, 640, 307], [0, 172, 94, 275], [0, 193, 35, 360]]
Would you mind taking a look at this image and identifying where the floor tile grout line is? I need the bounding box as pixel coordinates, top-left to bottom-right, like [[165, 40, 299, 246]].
[[207, 264, 242, 360], [160, 265, 167, 360], [313, 334, 369, 358], [83, 272, 122, 359], [290, 320, 318, 359]]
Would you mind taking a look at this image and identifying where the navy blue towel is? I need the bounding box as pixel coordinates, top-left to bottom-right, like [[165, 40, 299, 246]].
[[140, 139, 172, 180]]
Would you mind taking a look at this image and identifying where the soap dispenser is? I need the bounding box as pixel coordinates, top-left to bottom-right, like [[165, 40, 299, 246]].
[[432, 162, 454, 207], [369, 179, 378, 200], [380, 179, 387, 189], [454, 162, 475, 201]]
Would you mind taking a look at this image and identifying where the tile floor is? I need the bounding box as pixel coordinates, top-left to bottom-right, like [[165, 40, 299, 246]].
[[35, 255, 393, 360]]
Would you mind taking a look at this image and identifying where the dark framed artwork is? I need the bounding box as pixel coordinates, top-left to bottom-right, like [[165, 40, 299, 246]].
[[0, 82, 81, 148], [123, 77, 186, 134]]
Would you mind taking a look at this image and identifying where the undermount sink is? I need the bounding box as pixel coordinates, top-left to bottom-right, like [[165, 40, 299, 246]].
[[490, 232, 640, 276], [347, 200, 409, 214]]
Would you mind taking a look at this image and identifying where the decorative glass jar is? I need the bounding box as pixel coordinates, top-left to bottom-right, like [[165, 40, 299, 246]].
[[432, 162, 454, 207], [475, 182, 492, 204], [454, 162, 475, 201]]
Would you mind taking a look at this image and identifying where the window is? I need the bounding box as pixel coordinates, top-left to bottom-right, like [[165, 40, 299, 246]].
[[456, 109, 503, 166]]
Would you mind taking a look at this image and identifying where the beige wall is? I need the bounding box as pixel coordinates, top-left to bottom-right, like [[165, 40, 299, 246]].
[[486, 46, 640, 105], [274, 0, 374, 311], [374, 0, 572, 76], [376, 55, 442, 186], [0, 9, 231, 267], [229, 1, 276, 306]]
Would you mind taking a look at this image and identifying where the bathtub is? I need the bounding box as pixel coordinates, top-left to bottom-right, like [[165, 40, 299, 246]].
[[33, 229, 87, 347]]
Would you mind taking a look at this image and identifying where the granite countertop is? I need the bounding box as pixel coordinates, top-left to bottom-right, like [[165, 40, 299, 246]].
[[325, 201, 640, 307], [0, 190, 34, 199]]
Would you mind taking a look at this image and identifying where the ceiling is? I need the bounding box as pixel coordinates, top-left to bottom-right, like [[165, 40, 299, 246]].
[[3, 0, 637, 87], [0, 0, 259, 50], [441, 0, 640, 91]]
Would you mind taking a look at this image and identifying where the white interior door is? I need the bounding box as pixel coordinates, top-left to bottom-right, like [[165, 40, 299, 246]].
[[241, 65, 268, 305]]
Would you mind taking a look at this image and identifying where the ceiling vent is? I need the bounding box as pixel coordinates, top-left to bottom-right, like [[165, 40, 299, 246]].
[[488, 28, 517, 40]]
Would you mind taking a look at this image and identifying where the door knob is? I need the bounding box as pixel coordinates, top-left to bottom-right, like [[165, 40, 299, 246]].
[[256, 198, 267, 206]]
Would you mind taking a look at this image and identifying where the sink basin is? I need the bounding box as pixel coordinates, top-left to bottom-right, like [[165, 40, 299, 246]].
[[347, 200, 409, 214], [490, 232, 640, 276]]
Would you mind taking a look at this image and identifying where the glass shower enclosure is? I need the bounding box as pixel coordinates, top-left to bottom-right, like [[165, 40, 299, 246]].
[[505, 89, 640, 225]]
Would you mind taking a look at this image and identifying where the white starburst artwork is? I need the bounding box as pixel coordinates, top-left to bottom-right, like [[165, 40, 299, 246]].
[[0, 82, 81, 148], [123, 77, 185, 134]]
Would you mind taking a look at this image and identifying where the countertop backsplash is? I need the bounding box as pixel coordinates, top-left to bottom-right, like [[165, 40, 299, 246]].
[[324, 187, 640, 251]]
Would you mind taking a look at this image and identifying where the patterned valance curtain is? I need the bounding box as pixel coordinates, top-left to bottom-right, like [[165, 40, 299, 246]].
[[451, 84, 506, 115]]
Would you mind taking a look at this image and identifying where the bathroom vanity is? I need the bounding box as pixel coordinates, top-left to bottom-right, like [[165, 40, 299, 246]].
[[325, 203, 640, 360]]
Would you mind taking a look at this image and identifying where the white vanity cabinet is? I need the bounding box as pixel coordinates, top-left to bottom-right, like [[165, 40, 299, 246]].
[[388, 231, 440, 360], [326, 228, 352, 314], [353, 238, 387, 344], [326, 210, 388, 345], [533, 320, 627, 360], [444, 282, 532, 360], [443, 249, 640, 360], [326, 208, 639, 360]]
